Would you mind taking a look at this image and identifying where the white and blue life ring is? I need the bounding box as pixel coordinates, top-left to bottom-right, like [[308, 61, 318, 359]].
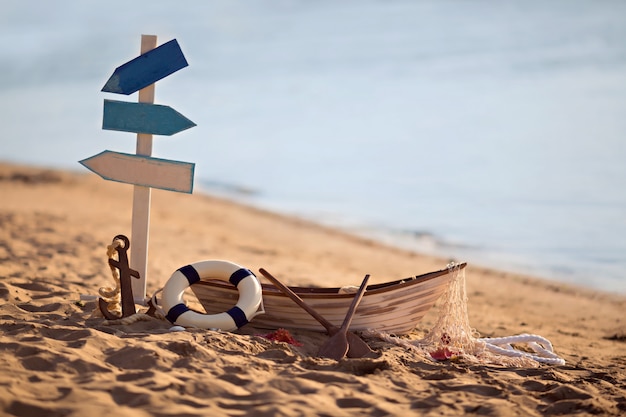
[[161, 260, 263, 331]]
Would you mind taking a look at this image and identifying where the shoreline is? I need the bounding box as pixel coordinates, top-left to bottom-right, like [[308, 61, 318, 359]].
[[197, 179, 623, 298], [1, 161, 625, 416]]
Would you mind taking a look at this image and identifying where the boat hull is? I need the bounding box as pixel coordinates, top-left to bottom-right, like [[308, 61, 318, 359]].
[[190, 264, 465, 335]]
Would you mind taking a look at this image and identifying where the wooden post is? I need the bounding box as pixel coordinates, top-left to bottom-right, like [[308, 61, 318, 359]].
[[83, 34, 194, 304], [130, 34, 157, 304]]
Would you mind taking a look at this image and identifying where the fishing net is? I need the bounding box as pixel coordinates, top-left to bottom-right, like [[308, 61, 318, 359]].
[[365, 262, 565, 367]]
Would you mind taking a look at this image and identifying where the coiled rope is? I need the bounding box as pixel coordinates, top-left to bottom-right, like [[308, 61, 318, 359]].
[[98, 238, 123, 316], [478, 333, 565, 365]]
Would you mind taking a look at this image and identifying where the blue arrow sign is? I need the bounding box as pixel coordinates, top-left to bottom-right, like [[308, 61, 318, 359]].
[[102, 99, 196, 136], [102, 39, 188, 95]]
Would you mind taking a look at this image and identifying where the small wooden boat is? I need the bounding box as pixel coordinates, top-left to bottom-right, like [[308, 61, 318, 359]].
[[190, 263, 466, 335]]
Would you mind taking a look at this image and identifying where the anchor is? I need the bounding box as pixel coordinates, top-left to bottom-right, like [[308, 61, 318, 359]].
[[98, 234, 140, 319]]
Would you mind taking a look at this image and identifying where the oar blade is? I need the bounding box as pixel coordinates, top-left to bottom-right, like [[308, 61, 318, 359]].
[[317, 333, 349, 360], [346, 332, 375, 358]]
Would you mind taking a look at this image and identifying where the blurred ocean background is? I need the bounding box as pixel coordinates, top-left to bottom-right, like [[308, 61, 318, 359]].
[[1, 0, 625, 294]]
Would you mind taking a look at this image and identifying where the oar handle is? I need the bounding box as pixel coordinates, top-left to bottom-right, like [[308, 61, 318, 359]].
[[259, 268, 337, 332], [339, 274, 370, 331]]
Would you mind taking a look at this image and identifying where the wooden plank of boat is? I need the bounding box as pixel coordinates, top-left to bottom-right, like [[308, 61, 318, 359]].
[[189, 263, 466, 335]]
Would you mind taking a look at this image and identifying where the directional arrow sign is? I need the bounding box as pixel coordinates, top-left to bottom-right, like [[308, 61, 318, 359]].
[[103, 99, 196, 135], [80, 150, 195, 193], [101, 39, 188, 95]]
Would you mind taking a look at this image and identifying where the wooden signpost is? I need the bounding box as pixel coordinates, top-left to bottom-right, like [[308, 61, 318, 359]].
[[80, 35, 195, 304]]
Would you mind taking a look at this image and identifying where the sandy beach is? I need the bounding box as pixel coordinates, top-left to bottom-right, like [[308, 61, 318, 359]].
[[0, 162, 625, 416]]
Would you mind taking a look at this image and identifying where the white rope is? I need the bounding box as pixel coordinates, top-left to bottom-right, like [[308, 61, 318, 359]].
[[477, 333, 565, 365]]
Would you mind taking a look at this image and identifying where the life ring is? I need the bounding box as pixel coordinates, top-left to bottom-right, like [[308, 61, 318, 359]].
[[160, 260, 263, 331]]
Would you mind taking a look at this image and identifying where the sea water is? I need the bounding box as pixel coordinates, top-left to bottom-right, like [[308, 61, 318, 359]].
[[1, 0, 625, 293]]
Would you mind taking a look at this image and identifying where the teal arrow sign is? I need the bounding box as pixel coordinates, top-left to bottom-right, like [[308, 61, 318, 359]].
[[102, 99, 196, 136], [102, 39, 188, 95], [79, 150, 195, 193]]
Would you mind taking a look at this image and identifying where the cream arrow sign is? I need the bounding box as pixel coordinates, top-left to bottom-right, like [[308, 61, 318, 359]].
[[79, 150, 195, 194]]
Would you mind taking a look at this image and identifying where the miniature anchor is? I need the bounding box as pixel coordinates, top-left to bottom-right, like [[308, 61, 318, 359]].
[[98, 234, 141, 319]]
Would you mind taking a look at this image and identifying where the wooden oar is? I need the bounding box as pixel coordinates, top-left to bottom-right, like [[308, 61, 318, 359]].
[[258, 268, 374, 358], [317, 274, 370, 360]]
